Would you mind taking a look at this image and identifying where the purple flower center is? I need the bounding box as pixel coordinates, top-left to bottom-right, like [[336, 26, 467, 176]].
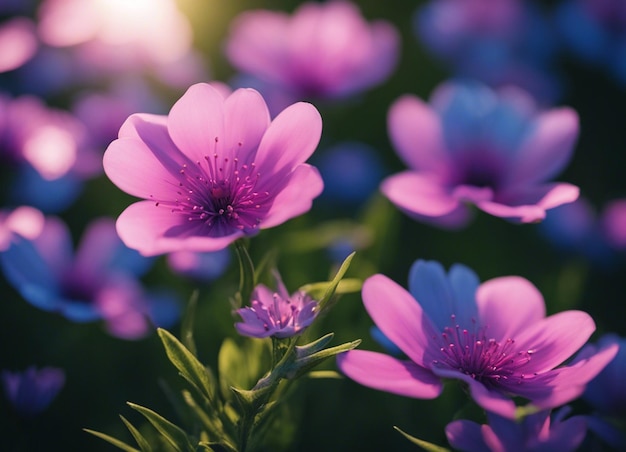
[[156, 139, 273, 236], [432, 315, 535, 389]]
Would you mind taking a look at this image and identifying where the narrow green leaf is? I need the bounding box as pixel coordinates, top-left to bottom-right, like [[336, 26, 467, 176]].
[[158, 328, 213, 402], [299, 278, 362, 300], [198, 441, 238, 452], [305, 370, 344, 379], [180, 290, 199, 356], [181, 390, 227, 440], [393, 426, 450, 452], [288, 339, 361, 378], [128, 402, 195, 452], [83, 428, 140, 452], [234, 239, 255, 308], [318, 252, 355, 311], [119, 415, 152, 452]]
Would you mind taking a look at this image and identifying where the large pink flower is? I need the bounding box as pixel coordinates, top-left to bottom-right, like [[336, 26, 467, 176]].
[[225, 1, 399, 103], [337, 260, 618, 419], [103, 83, 323, 256], [382, 81, 580, 228]]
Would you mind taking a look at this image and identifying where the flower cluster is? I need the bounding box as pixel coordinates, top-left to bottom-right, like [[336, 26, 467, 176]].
[[0, 1, 625, 451]]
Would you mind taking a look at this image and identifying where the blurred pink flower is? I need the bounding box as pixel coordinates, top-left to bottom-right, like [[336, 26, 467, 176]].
[[337, 260, 618, 419], [103, 83, 323, 256], [0, 17, 38, 73], [0, 94, 100, 180], [601, 199, 626, 249], [225, 1, 399, 106], [382, 81, 580, 228], [36, 0, 206, 86], [0, 206, 45, 251]]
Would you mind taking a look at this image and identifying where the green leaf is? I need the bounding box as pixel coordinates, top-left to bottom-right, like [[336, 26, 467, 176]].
[[158, 328, 213, 402], [288, 339, 361, 378], [180, 290, 199, 356], [83, 428, 140, 452], [234, 239, 255, 308], [128, 402, 195, 452], [304, 370, 344, 379], [318, 252, 355, 311], [119, 415, 152, 452], [393, 426, 450, 452], [197, 442, 238, 452], [299, 278, 362, 300], [218, 338, 271, 398]]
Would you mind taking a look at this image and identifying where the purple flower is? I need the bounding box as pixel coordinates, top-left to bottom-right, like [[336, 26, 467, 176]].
[[415, 0, 561, 102], [381, 81, 580, 228], [2, 366, 65, 416], [0, 216, 165, 339], [235, 273, 318, 339], [446, 406, 587, 452], [224, 1, 399, 110], [103, 83, 323, 256], [601, 199, 626, 250], [336, 260, 618, 419]]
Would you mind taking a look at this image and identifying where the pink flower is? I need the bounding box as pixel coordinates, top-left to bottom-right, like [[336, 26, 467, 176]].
[[382, 81, 580, 228], [336, 260, 618, 419], [225, 1, 399, 105], [103, 83, 323, 256], [235, 272, 318, 339], [0, 17, 38, 73]]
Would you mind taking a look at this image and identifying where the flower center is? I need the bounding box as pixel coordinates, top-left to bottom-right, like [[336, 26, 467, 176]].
[[432, 315, 535, 388], [154, 139, 272, 236]]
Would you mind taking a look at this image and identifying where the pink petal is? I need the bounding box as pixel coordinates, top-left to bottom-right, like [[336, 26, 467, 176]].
[[254, 101, 322, 180], [116, 201, 241, 256], [528, 342, 619, 410], [167, 83, 226, 164], [509, 108, 579, 186], [337, 350, 442, 399], [513, 311, 596, 374], [474, 199, 547, 223], [222, 88, 271, 162], [476, 276, 546, 341], [380, 171, 460, 217], [103, 136, 182, 200], [535, 183, 580, 210], [433, 367, 518, 419], [261, 164, 323, 229], [387, 95, 450, 174], [225, 10, 290, 83], [362, 274, 439, 367], [0, 18, 38, 73]]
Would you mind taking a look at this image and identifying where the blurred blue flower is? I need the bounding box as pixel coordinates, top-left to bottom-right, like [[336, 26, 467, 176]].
[[2, 366, 65, 417], [415, 0, 562, 103], [555, 0, 626, 86], [315, 142, 385, 208], [0, 216, 168, 339], [446, 406, 587, 452]]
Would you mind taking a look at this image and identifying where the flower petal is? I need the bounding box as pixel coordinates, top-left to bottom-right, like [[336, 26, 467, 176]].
[[513, 311, 596, 374], [167, 83, 226, 164], [116, 201, 242, 256], [254, 101, 322, 180], [337, 350, 442, 399], [476, 276, 546, 341], [474, 199, 547, 223], [222, 88, 270, 162], [509, 108, 579, 186], [381, 171, 460, 217], [408, 260, 479, 331], [362, 274, 439, 367], [387, 95, 450, 174], [260, 164, 323, 229], [445, 420, 489, 452]]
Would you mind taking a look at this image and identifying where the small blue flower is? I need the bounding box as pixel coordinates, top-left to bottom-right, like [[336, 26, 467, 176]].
[[2, 366, 65, 417]]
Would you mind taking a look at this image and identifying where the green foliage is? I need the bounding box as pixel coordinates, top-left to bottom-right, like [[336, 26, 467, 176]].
[[393, 426, 450, 452]]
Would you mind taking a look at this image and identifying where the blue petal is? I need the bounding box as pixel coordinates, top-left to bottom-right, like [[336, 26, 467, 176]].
[[1, 238, 60, 308], [9, 165, 82, 214]]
